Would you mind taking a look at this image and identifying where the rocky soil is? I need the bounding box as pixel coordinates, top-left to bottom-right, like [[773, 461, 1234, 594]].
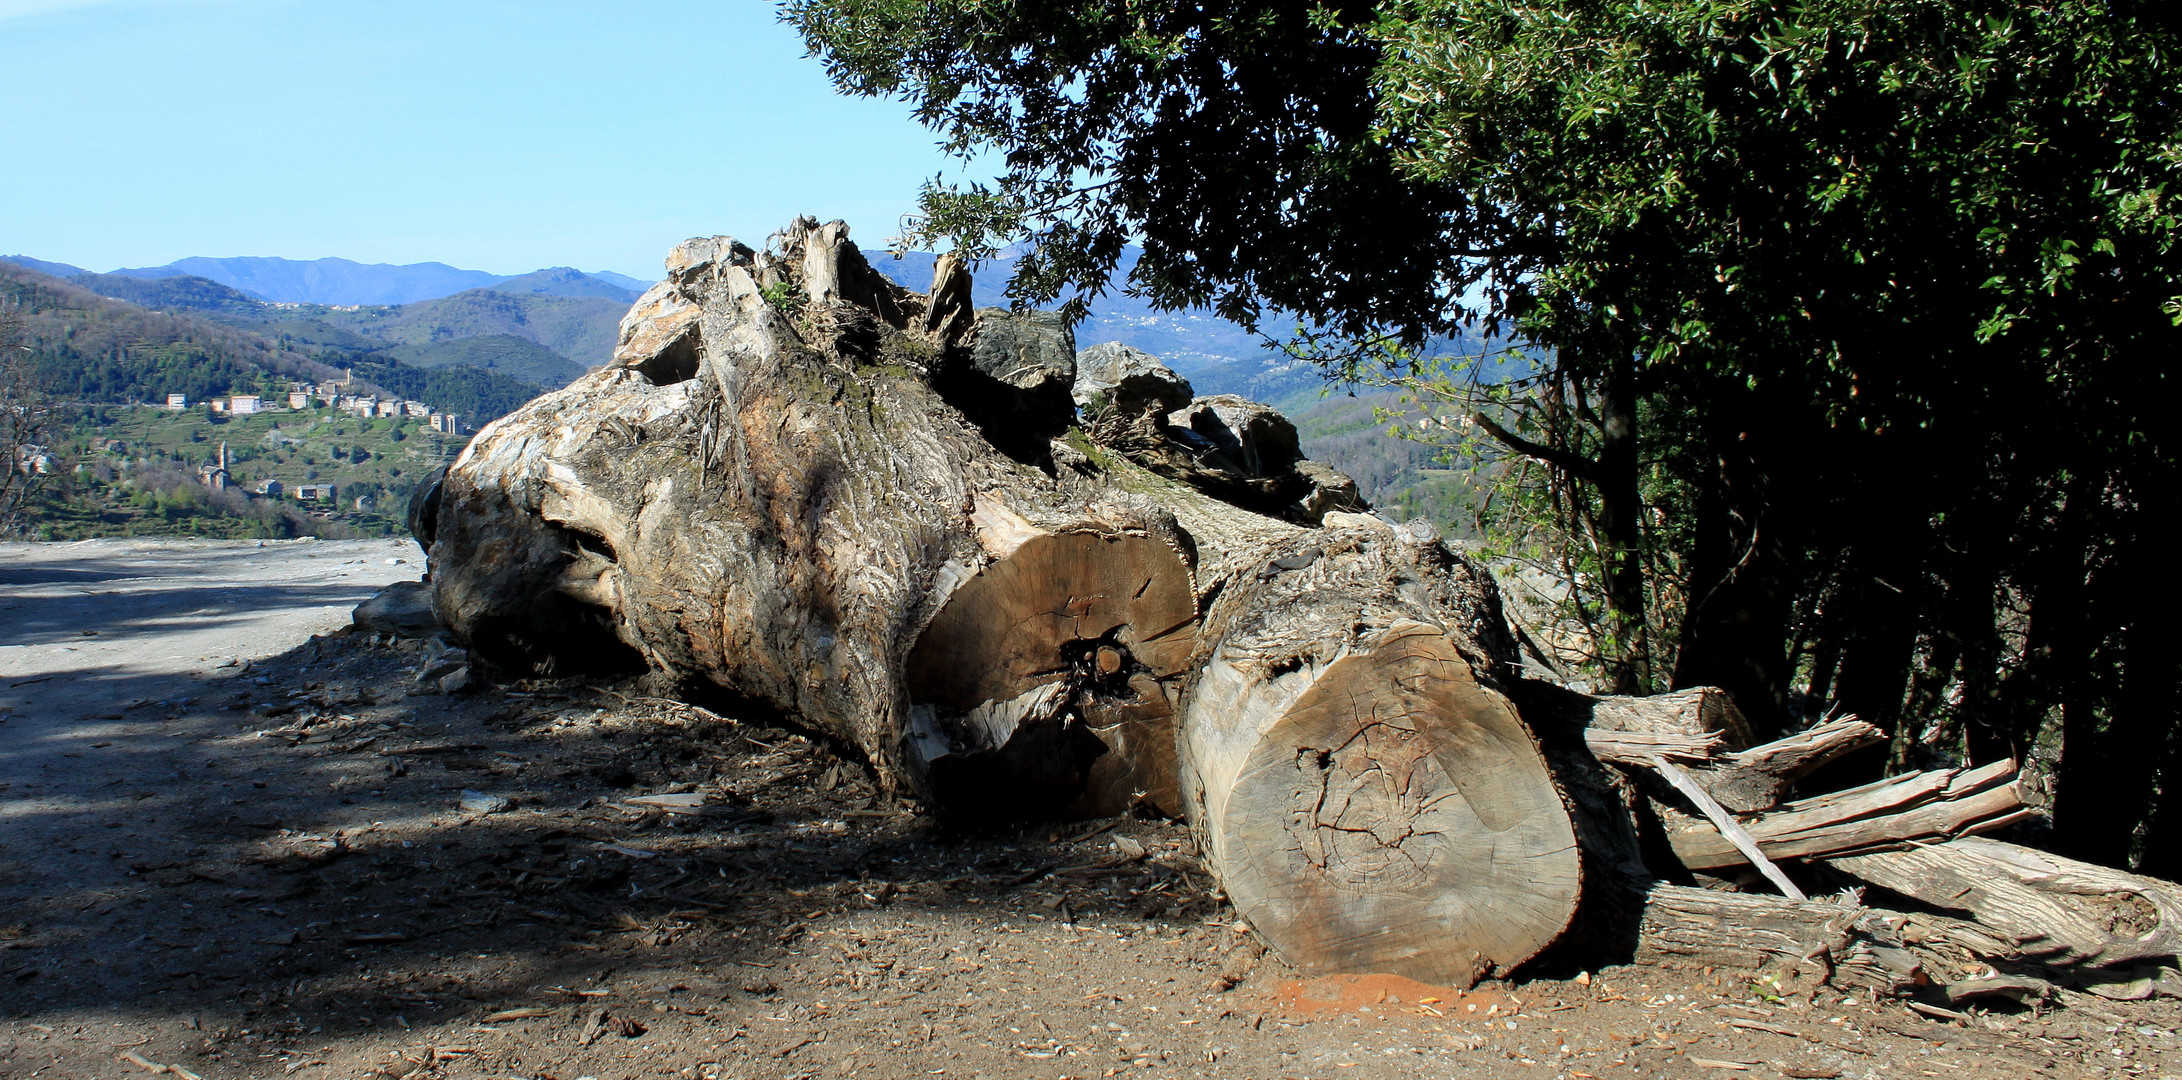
[[3, 539, 2179, 1080]]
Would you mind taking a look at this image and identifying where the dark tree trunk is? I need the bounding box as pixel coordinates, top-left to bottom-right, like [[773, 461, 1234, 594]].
[[1831, 563, 1921, 774], [1593, 354, 1648, 695], [2058, 534, 2168, 870], [1672, 407, 1797, 738]]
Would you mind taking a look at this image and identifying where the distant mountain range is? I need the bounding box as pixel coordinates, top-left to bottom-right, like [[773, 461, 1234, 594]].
[[0, 254, 650, 306], [0, 247, 1333, 400]]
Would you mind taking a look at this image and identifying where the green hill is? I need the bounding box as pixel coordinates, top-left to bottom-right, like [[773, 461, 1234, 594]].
[[374, 334, 588, 389], [489, 266, 640, 301], [317, 288, 623, 369], [67, 270, 271, 317], [2, 263, 554, 541], [26, 407, 469, 541], [1, 264, 345, 404], [0, 262, 544, 420]]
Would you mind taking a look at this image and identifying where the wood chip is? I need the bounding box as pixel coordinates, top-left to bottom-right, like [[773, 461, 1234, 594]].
[[1688, 1059, 1755, 1071], [482, 1007, 556, 1022], [118, 1049, 167, 1074], [578, 1008, 609, 1046], [1727, 1018, 1807, 1038], [624, 792, 706, 810], [383, 743, 488, 756], [1908, 1001, 1973, 1022]]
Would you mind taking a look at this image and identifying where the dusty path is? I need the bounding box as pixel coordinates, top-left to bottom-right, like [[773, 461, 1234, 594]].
[[0, 536, 422, 702], [1, 540, 2176, 1080]]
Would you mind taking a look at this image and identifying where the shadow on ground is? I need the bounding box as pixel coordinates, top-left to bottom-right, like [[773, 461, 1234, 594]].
[[1, 629, 1260, 1080]]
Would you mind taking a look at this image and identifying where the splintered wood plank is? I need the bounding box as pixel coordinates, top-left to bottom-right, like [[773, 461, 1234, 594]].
[[1667, 760, 2027, 870], [1210, 625, 1580, 986]]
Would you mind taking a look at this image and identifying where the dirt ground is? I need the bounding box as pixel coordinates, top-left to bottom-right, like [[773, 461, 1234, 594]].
[[4, 539, 2180, 1080]]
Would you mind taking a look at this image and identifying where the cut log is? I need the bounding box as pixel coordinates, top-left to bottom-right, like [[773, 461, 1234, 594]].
[[904, 498, 1199, 816], [1583, 728, 1725, 768], [1582, 686, 1756, 749], [1828, 837, 2182, 969], [1665, 760, 2031, 871], [1177, 530, 1580, 988], [1633, 884, 1921, 996]]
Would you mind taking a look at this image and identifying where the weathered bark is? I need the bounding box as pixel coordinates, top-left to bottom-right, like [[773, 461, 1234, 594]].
[[1828, 837, 2182, 970], [1633, 884, 1922, 996], [430, 219, 1216, 809], [1664, 760, 2031, 871], [1586, 713, 1885, 813], [1571, 685, 1756, 753], [1177, 525, 1581, 987]]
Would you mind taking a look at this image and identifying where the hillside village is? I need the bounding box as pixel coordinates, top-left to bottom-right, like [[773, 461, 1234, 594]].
[[14, 399, 469, 539], [171, 370, 471, 436]]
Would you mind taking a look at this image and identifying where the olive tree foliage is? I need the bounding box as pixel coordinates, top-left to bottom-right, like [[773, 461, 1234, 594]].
[[1364, 0, 2182, 869], [793, 0, 2182, 867], [784, 1, 1526, 334]]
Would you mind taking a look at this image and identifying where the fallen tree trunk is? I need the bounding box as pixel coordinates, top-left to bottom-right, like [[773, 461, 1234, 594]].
[[429, 221, 1224, 815], [1828, 837, 2182, 970], [426, 218, 1585, 990], [1665, 759, 2031, 871]]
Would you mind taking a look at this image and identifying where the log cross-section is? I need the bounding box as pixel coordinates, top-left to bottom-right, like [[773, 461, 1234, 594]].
[[1179, 532, 1580, 987], [905, 519, 1198, 817]]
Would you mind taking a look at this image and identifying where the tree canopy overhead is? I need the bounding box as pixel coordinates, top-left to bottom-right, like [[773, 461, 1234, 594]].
[[791, 0, 2182, 871], [788, 0, 1518, 335]]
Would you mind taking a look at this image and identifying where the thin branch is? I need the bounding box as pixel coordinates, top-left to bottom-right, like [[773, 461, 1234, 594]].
[[1471, 411, 1599, 483]]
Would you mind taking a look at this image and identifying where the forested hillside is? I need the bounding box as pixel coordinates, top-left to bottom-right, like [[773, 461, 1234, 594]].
[[375, 334, 589, 387], [0, 264, 544, 420], [312, 289, 625, 370], [0, 265, 346, 403]]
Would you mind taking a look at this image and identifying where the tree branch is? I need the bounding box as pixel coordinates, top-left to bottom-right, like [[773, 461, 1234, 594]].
[[1471, 411, 1599, 482]]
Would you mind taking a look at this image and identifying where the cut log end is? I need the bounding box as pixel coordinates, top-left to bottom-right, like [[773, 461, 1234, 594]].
[[1209, 626, 1580, 987], [905, 527, 1197, 819]]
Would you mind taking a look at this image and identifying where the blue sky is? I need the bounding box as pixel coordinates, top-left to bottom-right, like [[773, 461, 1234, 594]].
[[0, 0, 969, 277]]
